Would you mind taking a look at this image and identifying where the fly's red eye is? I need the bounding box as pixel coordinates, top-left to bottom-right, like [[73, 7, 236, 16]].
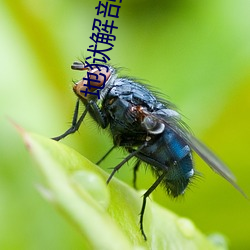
[[86, 67, 111, 88], [72, 61, 111, 99]]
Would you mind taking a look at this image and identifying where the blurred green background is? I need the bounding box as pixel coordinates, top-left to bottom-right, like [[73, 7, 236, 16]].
[[1, 0, 250, 249]]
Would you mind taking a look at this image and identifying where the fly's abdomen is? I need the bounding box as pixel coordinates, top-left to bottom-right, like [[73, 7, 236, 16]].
[[164, 153, 193, 197], [163, 129, 194, 196], [137, 128, 194, 197]]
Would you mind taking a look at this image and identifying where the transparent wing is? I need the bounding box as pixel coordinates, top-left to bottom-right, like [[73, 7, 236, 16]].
[[149, 110, 247, 198], [170, 121, 247, 198]]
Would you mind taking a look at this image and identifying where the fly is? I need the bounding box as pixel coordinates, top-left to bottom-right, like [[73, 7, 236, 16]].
[[52, 62, 247, 240]]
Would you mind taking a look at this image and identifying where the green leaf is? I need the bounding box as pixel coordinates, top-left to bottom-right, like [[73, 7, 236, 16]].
[[19, 127, 226, 250]]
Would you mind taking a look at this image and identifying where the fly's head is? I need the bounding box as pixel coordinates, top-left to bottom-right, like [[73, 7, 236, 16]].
[[71, 61, 116, 103]]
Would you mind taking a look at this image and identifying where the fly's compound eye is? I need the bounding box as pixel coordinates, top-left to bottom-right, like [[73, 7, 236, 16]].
[[72, 61, 111, 100], [142, 116, 165, 134]]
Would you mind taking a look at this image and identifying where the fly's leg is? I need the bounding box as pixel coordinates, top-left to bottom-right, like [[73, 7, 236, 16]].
[[52, 99, 107, 141], [107, 144, 146, 184], [52, 99, 87, 141], [88, 100, 107, 129], [133, 160, 141, 189], [96, 146, 116, 165], [140, 172, 166, 240]]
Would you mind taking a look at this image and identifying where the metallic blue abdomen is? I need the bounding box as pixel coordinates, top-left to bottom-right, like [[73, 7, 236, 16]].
[[137, 128, 194, 197]]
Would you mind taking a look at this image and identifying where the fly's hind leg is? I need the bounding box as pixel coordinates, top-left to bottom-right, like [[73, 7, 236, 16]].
[[140, 172, 166, 240]]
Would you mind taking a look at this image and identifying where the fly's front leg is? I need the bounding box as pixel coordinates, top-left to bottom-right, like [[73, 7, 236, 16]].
[[52, 99, 107, 141], [88, 100, 107, 129], [52, 99, 88, 141]]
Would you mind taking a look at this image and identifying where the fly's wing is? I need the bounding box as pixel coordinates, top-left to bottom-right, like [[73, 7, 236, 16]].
[[151, 109, 247, 198], [182, 132, 248, 197]]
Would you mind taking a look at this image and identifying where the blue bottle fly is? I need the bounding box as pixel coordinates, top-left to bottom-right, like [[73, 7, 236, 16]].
[[52, 62, 246, 240]]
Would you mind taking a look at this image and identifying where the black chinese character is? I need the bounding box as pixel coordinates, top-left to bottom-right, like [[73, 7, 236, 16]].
[[92, 19, 118, 35], [87, 44, 112, 63], [108, 4, 121, 18], [95, 1, 121, 18], [92, 19, 102, 33], [95, 1, 108, 17], [101, 20, 118, 34], [90, 32, 116, 47], [83, 71, 106, 90]]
